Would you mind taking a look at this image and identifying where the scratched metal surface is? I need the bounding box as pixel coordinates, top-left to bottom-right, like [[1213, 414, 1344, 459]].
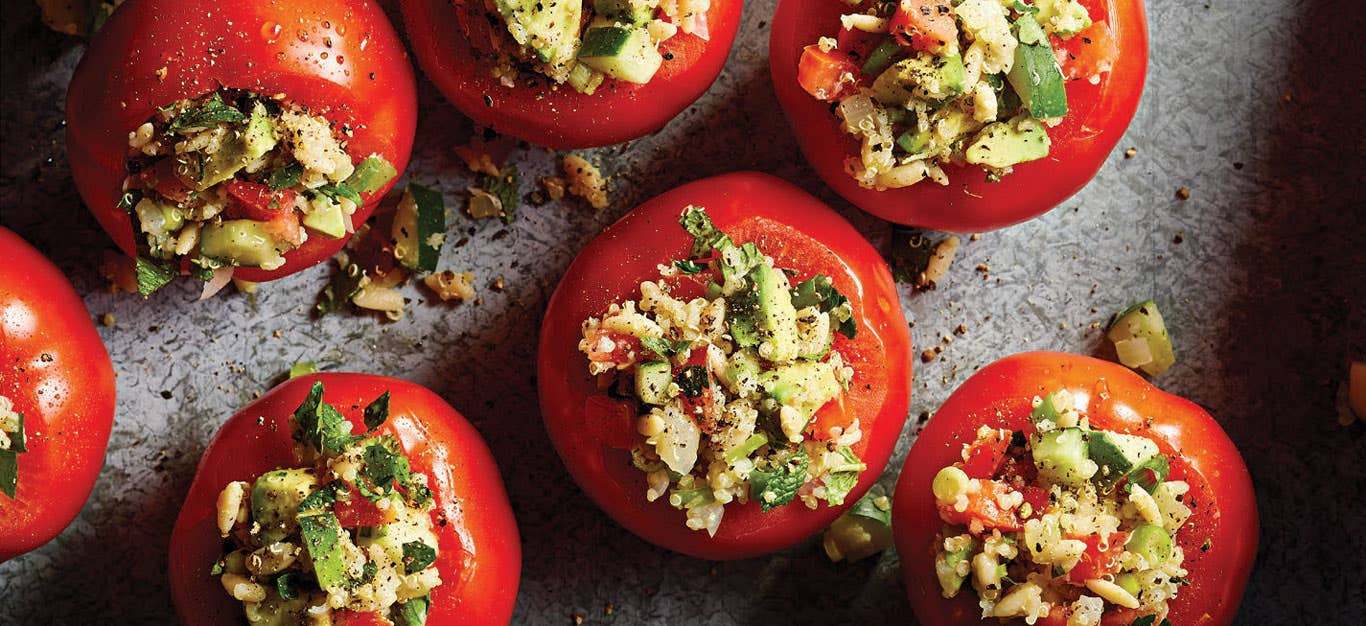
[[1, 0, 1363, 624]]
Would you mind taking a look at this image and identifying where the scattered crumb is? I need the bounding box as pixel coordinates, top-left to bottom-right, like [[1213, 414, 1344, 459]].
[[921, 349, 937, 363], [1173, 231, 1185, 244], [423, 270, 477, 302], [941, 334, 953, 345], [954, 323, 967, 335], [561, 154, 609, 209], [1124, 147, 1137, 159], [571, 615, 583, 626], [917, 235, 960, 290], [605, 604, 615, 616], [969, 233, 981, 242], [100, 313, 115, 327], [492, 277, 505, 291], [273, 330, 282, 338], [1175, 186, 1191, 201], [155, 66, 168, 81], [975, 263, 990, 273], [540, 176, 567, 201]]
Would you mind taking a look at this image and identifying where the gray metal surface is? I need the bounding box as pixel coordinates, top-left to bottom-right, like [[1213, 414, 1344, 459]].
[[2, 0, 1363, 624]]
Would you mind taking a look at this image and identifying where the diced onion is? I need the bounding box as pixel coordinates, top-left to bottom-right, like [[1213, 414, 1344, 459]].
[[199, 267, 234, 301]]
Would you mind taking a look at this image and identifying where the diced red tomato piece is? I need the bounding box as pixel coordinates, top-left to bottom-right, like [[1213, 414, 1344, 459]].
[[935, 479, 1022, 534], [959, 428, 1012, 479], [888, 0, 959, 54], [1053, 20, 1120, 81], [1065, 531, 1129, 584], [797, 45, 861, 102], [836, 26, 879, 61], [260, 208, 305, 249], [225, 179, 298, 221], [583, 394, 637, 450], [333, 484, 396, 528], [807, 394, 853, 441], [332, 610, 394, 626], [584, 330, 642, 369], [135, 159, 195, 203], [1018, 486, 1050, 521]]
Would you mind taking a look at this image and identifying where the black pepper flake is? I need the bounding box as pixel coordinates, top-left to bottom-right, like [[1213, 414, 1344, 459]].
[[483, 94, 494, 107]]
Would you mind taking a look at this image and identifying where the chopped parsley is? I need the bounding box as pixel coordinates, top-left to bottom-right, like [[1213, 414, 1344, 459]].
[[401, 540, 438, 574], [641, 337, 692, 360], [166, 92, 246, 132], [363, 391, 391, 432]]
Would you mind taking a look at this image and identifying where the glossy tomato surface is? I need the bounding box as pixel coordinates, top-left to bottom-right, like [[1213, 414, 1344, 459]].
[[771, 0, 1148, 232], [538, 172, 913, 559], [400, 0, 742, 149], [168, 373, 520, 625], [893, 352, 1257, 626], [66, 0, 418, 282], [0, 228, 116, 562]]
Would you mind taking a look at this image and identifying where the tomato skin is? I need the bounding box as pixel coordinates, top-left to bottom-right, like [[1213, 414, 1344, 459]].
[[66, 0, 418, 283], [398, 0, 742, 149], [771, 0, 1149, 232], [168, 374, 521, 625], [893, 352, 1258, 626], [0, 228, 117, 562], [538, 172, 912, 559]]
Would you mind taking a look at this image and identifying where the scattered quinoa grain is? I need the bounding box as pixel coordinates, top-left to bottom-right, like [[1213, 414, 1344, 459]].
[[101, 313, 115, 327], [1124, 147, 1137, 158]]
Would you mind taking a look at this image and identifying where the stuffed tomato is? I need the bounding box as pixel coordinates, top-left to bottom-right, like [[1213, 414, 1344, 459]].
[[400, 0, 742, 149], [893, 352, 1256, 626], [169, 374, 520, 626], [66, 0, 418, 292], [538, 172, 912, 559], [0, 228, 117, 562], [771, 0, 1147, 231]]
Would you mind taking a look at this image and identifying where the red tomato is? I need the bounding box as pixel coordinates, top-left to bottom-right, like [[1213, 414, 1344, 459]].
[[889, 0, 959, 53], [333, 483, 397, 528], [224, 180, 295, 222], [959, 428, 1012, 479], [1055, 18, 1122, 81], [797, 45, 861, 102], [0, 228, 116, 562], [582, 395, 637, 451], [168, 374, 520, 625], [771, 0, 1149, 231], [398, 0, 742, 149], [334, 610, 394, 626], [893, 352, 1258, 626], [934, 479, 1023, 534], [538, 172, 912, 559], [66, 0, 418, 283], [1065, 531, 1129, 584]]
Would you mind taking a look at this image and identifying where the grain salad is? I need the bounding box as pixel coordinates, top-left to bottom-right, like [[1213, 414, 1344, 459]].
[[122, 88, 397, 294], [578, 206, 866, 536], [930, 390, 1191, 624], [212, 382, 440, 625], [462, 0, 711, 92]]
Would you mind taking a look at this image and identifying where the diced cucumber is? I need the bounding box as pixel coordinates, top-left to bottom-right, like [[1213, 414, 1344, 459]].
[[594, 0, 654, 25], [567, 62, 606, 95], [635, 361, 673, 405], [964, 114, 1051, 168], [724, 432, 769, 463], [1126, 523, 1173, 564], [302, 200, 348, 239], [578, 26, 663, 84], [936, 536, 979, 597], [391, 184, 446, 273], [344, 155, 398, 194], [1032, 428, 1097, 487], [1087, 429, 1161, 492], [1007, 15, 1068, 119], [251, 469, 318, 545], [1107, 300, 1176, 376], [199, 220, 286, 269], [1030, 389, 1072, 425], [823, 508, 894, 563]]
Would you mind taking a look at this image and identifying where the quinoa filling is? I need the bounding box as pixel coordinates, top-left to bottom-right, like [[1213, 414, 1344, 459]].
[[578, 206, 866, 536], [0, 395, 26, 498], [930, 390, 1191, 625], [797, 0, 1114, 190], [123, 88, 396, 288], [212, 382, 441, 625], [462, 0, 711, 94]]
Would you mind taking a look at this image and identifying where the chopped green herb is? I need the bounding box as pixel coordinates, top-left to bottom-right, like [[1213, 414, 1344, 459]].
[[291, 381, 358, 455], [821, 445, 866, 506], [296, 482, 340, 513], [641, 337, 692, 360], [363, 391, 391, 432], [360, 439, 411, 497], [676, 365, 709, 399], [790, 274, 857, 339], [315, 260, 364, 316], [268, 164, 303, 191], [396, 596, 430, 626], [345, 156, 399, 194], [355, 560, 379, 585], [166, 93, 246, 133], [288, 361, 319, 379], [1124, 455, 1171, 494], [749, 449, 809, 512], [478, 165, 520, 224], [401, 540, 438, 574], [316, 183, 363, 207], [847, 484, 893, 526], [0, 450, 17, 498], [406, 183, 447, 273], [680, 206, 732, 259], [673, 259, 708, 274], [135, 257, 176, 296], [275, 571, 301, 600], [888, 226, 936, 284]]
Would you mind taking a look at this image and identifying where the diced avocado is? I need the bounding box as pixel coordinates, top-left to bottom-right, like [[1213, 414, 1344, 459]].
[[861, 37, 903, 78], [823, 509, 894, 563], [243, 589, 310, 626], [1035, 0, 1093, 37], [896, 128, 932, 156], [578, 26, 664, 84], [302, 200, 348, 239], [753, 264, 801, 363], [199, 220, 287, 269], [759, 360, 841, 418], [1107, 300, 1176, 376], [1007, 15, 1068, 119], [492, 0, 581, 77], [190, 104, 279, 190], [1115, 572, 1142, 598], [635, 361, 673, 405], [251, 469, 318, 545], [391, 184, 446, 273], [1032, 428, 1097, 488], [594, 0, 654, 25], [1087, 429, 1161, 492], [871, 53, 968, 107], [717, 349, 762, 396], [935, 535, 979, 597], [965, 114, 1051, 168], [298, 511, 347, 590]]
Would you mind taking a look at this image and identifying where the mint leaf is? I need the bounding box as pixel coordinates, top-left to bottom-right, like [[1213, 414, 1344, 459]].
[[363, 392, 391, 432], [478, 165, 520, 224], [676, 365, 709, 399], [360, 439, 411, 497], [680, 206, 732, 259], [641, 337, 691, 360], [296, 482, 340, 514], [397, 596, 430, 626], [135, 257, 176, 296], [821, 445, 866, 506], [847, 484, 892, 526], [401, 541, 438, 574], [750, 449, 809, 512], [673, 259, 708, 274], [291, 381, 357, 455], [268, 164, 303, 191], [791, 274, 857, 339], [166, 93, 246, 132]]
